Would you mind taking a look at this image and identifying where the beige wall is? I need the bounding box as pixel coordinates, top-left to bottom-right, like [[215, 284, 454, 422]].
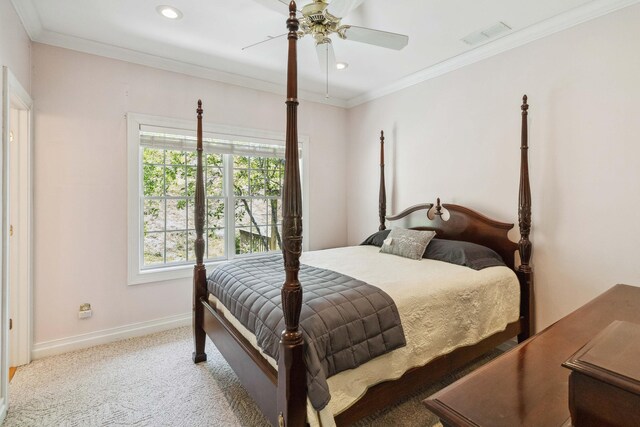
[[31, 43, 348, 344], [347, 5, 640, 331], [0, 0, 31, 92], [25, 2, 640, 345]]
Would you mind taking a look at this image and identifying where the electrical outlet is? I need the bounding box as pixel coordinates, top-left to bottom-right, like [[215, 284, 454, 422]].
[[79, 310, 92, 319], [79, 303, 92, 319]]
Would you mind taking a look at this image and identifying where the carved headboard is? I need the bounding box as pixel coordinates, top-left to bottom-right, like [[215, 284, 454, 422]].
[[386, 199, 518, 270], [377, 95, 531, 275]]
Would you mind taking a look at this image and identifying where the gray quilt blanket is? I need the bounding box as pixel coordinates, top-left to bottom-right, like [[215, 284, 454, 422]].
[[207, 254, 406, 410]]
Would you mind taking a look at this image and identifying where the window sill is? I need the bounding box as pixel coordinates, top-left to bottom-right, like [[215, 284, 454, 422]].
[[127, 252, 284, 286], [128, 260, 226, 286]]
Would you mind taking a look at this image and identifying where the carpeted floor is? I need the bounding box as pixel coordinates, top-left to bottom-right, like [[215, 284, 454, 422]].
[[4, 327, 501, 426]]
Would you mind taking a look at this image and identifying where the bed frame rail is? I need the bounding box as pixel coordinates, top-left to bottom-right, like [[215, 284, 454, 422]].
[[335, 320, 521, 425]]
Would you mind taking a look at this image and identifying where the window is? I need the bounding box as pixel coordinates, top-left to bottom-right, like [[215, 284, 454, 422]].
[[231, 155, 285, 256], [127, 114, 309, 285], [140, 146, 226, 267]]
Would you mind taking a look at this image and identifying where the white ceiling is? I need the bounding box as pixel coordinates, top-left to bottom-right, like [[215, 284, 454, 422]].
[[11, 0, 639, 106]]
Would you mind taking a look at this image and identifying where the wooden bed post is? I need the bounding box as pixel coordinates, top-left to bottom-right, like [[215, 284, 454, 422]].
[[278, 2, 307, 426], [193, 100, 208, 363], [379, 131, 386, 231], [517, 94, 534, 342]]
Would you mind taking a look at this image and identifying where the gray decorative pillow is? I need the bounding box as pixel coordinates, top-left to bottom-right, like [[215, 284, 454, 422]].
[[380, 228, 436, 260], [361, 229, 391, 247], [423, 239, 506, 270]]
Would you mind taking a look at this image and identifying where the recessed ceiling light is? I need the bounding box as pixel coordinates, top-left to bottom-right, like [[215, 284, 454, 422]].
[[157, 5, 183, 20], [336, 62, 348, 70]]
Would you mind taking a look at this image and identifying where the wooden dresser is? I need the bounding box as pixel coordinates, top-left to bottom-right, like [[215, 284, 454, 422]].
[[563, 320, 640, 427], [423, 284, 640, 427]]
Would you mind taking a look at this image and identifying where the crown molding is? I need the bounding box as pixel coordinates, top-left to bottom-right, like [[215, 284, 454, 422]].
[[32, 29, 348, 108], [12, 0, 640, 110], [10, 0, 43, 40], [346, 0, 640, 108], [10, 0, 348, 107]]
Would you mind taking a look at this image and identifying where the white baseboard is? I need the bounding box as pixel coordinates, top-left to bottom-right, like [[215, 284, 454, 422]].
[[32, 313, 191, 360]]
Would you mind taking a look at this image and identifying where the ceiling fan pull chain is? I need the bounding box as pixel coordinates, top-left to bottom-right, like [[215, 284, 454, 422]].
[[326, 44, 330, 98]]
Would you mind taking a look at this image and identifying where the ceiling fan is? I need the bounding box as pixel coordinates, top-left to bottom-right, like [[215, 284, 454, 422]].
[[245, 0, 409, 97]]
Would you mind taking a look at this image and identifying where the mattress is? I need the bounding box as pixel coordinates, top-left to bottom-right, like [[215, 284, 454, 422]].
[[208, 245, 520, 427]]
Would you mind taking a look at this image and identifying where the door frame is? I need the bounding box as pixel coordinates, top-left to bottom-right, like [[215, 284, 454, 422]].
[[1, 66, 33, 421]]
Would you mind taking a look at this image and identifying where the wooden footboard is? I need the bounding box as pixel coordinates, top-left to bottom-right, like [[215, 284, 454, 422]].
[[201, 299, 278, 425], [197, 285, 528, 426], [199, 295, 525, 427]]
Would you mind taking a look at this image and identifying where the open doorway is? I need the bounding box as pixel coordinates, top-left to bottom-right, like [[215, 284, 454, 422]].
[[1, 66, 33, 422]]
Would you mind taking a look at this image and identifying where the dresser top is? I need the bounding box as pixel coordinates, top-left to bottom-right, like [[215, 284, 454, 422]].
[[423, 284, 640, 427], [563, 319, 640, 395]]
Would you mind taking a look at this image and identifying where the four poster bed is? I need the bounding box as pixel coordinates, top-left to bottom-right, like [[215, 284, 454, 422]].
[[191, 2, 533, 426]]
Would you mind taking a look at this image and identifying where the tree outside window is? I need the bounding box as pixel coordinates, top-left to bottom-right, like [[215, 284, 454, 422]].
[[141, 135, 285, 268]]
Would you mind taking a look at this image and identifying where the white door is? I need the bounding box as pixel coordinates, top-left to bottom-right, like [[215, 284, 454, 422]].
[[8, 107, 19, 369], [1, 67, 33, 423], [8, 104, 30, 370]]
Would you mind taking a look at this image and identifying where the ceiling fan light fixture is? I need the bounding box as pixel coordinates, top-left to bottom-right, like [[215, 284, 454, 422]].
[[156, 5, 183, 20], [336, 62, 349, 70]]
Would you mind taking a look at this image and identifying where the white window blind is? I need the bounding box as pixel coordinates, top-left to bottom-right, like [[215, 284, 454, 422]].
[[139, 125, 292, 158]]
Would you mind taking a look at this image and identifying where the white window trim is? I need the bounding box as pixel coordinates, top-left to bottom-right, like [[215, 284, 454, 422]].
[[127, 112, 310, 285]]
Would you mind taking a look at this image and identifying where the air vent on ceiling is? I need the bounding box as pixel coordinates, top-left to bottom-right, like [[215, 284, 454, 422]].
[[461, 22, 512, 46]]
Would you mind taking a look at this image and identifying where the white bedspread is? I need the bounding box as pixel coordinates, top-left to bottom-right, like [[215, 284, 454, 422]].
[[209, 245, 520, 427]]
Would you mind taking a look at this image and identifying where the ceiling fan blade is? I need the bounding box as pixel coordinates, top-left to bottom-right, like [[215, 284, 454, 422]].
[[327, 0, 366, 18], [343, 25, 409, 50], [316, 41, 337, 72], [241, 33, 288, 51]]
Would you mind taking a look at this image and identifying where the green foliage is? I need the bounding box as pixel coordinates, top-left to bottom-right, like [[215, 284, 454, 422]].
[[232, 155, 284, 255], [206, 167, 223, 196], [166, 150, 186, 165], [142, 148, 163, 164], [143, 200, 163, 233], [207, 199, 225, 228], [143, 164, 164, 197], [206, 153, 223, 167], [142, 146, 284, 264]]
